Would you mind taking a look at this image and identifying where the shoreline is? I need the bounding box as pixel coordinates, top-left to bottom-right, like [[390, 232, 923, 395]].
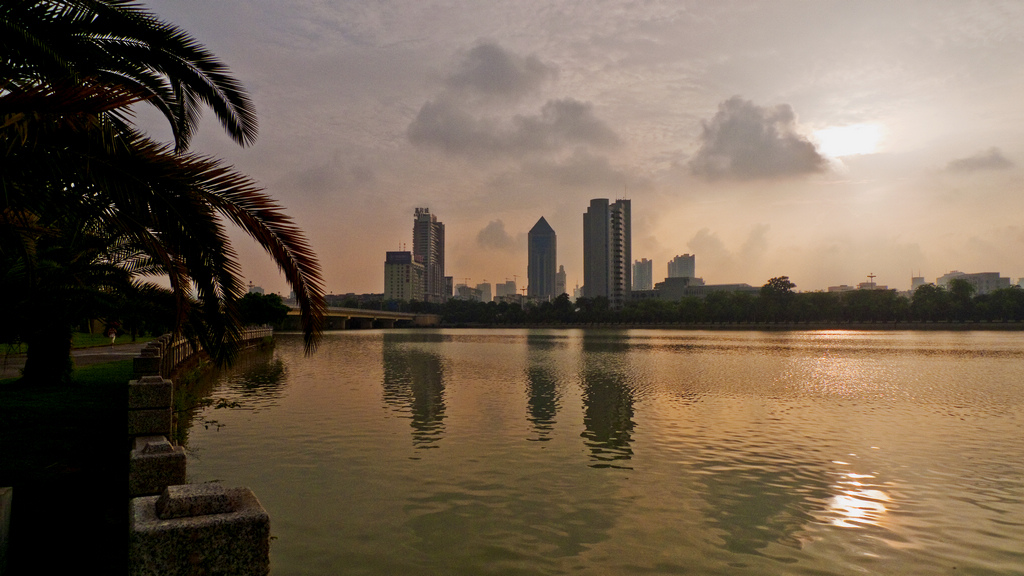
[[434, 321, 1024, 331]]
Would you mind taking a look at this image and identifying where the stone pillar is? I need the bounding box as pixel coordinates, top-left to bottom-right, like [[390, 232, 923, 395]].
[[130, 484, 270, 576], [129, 436, 186, 498], [133, 344, 163, 378], [128, 376, 173, 442]]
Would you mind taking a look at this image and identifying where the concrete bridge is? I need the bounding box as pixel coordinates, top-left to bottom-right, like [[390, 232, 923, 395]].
[[282, 307, 441, 330]]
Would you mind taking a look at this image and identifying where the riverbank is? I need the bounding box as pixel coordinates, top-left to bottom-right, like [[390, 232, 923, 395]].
[[439, 320, 1024, 330]]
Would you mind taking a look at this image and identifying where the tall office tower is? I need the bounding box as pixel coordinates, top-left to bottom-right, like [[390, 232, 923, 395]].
[[555, 265, 567, 297], [528, 217, 557, 300], [413, 207, 445, 302], [384, 251, 425, 301], [583, 198, 631, 308], [667, 254, 696, 278], [632, 258, 653, 291]]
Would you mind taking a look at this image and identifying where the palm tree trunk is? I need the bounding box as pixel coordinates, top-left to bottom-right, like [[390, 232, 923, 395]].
[[22, 324, 74, 385]]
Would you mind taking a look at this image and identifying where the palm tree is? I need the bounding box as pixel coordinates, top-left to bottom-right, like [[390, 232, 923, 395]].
[[2, 0, 256, 150], [1, 1, 325, 384]]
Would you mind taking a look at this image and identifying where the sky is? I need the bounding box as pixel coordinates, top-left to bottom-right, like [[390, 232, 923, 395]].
[[139, 0, 1024, 295]]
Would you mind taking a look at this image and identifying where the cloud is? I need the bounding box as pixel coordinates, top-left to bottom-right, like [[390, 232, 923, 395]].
[[946, 147, 1015, 172], [408, 97, 619, 158], [519, 149, 635, 190], [686, 228, 734, 270], [686, 225, 772, 282], [279, 160, 376, 197], [689, 96, 827, 180], [476, 219, 519, 251], [446, 42, 556, 101]]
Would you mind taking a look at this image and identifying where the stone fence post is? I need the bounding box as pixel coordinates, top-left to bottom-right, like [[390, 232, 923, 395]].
[[129, 329, 273, 573]]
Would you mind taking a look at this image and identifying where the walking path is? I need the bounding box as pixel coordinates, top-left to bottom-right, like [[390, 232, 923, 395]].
[[0, 341, 150, 380]]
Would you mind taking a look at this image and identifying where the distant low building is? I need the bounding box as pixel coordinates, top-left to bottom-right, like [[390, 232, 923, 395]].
[[454, 284, 483, 301], [325, 293, 384, 307], [629, 289, 660, 301], [937, 271, 1011, 295], [495, 280, 517, 301], [247, 282, 265, 295], [477, 283, 492, 303], [828, 285, 855, 293], [651, 276, 754, 301]]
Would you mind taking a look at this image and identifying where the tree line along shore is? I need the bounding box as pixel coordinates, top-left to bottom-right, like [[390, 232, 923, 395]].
[[383, 277, 1024, 327]]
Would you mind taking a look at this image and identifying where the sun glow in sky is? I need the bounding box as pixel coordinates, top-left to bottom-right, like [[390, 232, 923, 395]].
[[813, 124, 883, 157]]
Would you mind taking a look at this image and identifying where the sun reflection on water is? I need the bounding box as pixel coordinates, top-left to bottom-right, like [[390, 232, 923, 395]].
[[824, 470, 892, 528]]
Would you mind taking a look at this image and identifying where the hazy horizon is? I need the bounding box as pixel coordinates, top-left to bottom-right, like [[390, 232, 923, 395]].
[[139, 1, 1024, 295]]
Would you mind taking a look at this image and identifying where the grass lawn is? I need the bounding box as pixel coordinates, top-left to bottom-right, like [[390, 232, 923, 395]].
[[1, 331, 155, 355], [0, 360, 130, 573]]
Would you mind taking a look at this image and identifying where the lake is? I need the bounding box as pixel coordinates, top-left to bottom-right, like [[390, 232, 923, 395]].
[[181, 329, 1024, 575]]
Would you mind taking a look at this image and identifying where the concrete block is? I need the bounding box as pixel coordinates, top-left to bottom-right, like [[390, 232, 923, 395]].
[[130, 485, 270, 576], [133, 355, 162, 377], [0, 487, 10, 576], [128, 376, 172, 409], [128, 408, 172, 437], [129, 437, 187, 497], [156, 484, 233, 519]]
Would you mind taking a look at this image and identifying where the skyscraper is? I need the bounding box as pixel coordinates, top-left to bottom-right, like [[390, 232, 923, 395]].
[[528, 217, 557, 300], [632, 258, 652, 291], [583, 198, 631, 308], [667, 254, 695, 278], [555, 265, 567, 298], [413, 207, 445, 302]]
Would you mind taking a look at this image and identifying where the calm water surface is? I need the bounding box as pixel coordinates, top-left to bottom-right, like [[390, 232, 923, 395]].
[[183, 329, 1024, 575]]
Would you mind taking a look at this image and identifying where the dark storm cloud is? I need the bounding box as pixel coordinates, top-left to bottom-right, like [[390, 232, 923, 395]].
[[446, 42, 556, 101], [946, 147, 1015, 172], [689, 96, 826, 180], [476, 219, 519, 251], [408, 97, 619, 158]]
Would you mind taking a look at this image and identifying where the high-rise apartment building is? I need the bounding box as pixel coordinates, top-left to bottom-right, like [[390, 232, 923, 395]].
[[384, 251, 425, 301], [528, 217, 557, 300], [583, 198, 631, 308], [632, 258, 653, 291], [667, 254, 695, 278], [413, 207, 445, 302]]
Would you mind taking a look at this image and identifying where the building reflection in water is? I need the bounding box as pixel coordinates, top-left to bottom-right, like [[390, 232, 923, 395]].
[[382, 335, 446, 449], [579, 332, 635, 469], [525, 333, 562, 442], [693, 450, 833, 559]]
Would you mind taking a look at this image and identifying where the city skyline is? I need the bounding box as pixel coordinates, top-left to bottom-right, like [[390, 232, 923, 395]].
[[137, 1, 1024, 295]]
